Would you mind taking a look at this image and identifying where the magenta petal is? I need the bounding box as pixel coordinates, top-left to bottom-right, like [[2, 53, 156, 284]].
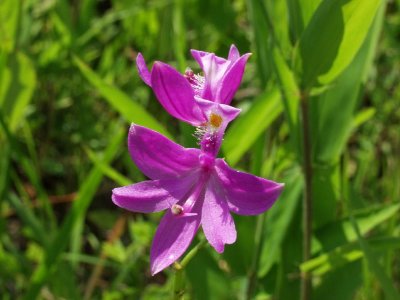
[[195, 97, 241, 124], [215, 159, 284, 215], [201, 179, 236, 253], [190, 49, 210, 70], [218, 53, 251, 104], [136, 53, 152, 87], [228, 44, 240, 61], [128, 125, 201, 180], [191, 50, 231, 101], [150, 208, 201, 275], [151, 62, 205, 125], [112, 176, 195, 213]]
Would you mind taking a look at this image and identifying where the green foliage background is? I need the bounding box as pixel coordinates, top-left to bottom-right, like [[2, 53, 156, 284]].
[[0, 0, 399, 299]]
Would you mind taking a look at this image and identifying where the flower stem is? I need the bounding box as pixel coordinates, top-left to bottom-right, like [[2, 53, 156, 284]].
[[172, 239, 206, 300], [300, 92, 312, 300]]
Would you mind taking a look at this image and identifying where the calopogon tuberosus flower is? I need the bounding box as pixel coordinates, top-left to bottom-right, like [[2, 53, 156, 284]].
[[136, 45, 251, 126], [112, 124, 284, 275]]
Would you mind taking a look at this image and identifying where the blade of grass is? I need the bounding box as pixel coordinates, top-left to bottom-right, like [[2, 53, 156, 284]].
[[24, 127, 126, 299], [301, 237, 400, 276], [6, 192, 49, 247], [223, 88, 282, 166], [85, 147, 132, 186], [73, 56, 172, 139]]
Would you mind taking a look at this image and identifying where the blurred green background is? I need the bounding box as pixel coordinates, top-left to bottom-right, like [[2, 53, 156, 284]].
[[0, 0, 399, 299]]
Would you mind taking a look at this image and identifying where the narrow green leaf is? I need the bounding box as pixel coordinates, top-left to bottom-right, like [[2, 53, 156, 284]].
[[272, 47, 300, 155], [349, 216, 400, 299], [86, 147, 132, 186], [223, 88, 282, 166], [315, 203, 400, 252], [0, 129, 10, 202], [286, 0, 305, 42], [301, 237, 400, 276], [312, 1, 384, 162], [172, 0, 186, 71], [296, 0, 381, 87], [186, 245, 232, 300], [24, 128, 125, 300], [247, 0, 273, 85], [0, 52, 36, 132], [311, 163, 340, 227], [351, 107, 376, 130], [0, 0, 19, 52], [73, 56, 172, 139], [7, 193, 49, 247], [258, 169, 303, 277], [286, 0, 322, 42]]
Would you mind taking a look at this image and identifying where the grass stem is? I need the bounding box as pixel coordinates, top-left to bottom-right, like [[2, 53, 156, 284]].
[[300, 92, 312, 300]]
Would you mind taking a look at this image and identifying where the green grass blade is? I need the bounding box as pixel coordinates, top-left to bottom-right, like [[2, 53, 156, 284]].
[[259, 169, 303, 276], [223, 88, 282, 166], [247, 0, 273, 85], [349, 216, 400, 299], [301, 237, 400, 276], [315, 203, 400, 252], [24, 128, 125, 299], [6, 192, 49, 247], [73, 56, 172, 139], [86, 147, 132, 186], [295, 0, 381, 87]]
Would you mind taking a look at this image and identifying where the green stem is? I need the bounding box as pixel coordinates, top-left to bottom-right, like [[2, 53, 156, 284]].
[[172, 239, 206, 300], [300, 92, 312, 300]]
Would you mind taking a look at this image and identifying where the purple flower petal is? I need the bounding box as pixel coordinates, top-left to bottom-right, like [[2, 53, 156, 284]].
[[228, 44, 240, 61], [136, 53, 152, 87], [215, 159, 284, 215], [151, 62, 205, 125], [201, 179, 236, 253], [112, 176, 196, 213], [195, 97, 241, 124], [128, 125, 201, 180], [195, 97, 241, 156], [150, 206, 201, 275], [190, 50, 231, 101], [190, 50, 213, 71], [217, 53, 251, 104]]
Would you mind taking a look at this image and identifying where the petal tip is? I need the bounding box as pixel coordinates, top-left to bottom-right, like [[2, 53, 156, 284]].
[[111, 191, 118, 206], [136, 52, 143, 60], [150, 255, 175, 276], [111, 191, 124, 209], [150, 265, 162, 276], [276, 182, 285, 192], [129, 123, 137, 135], [152, 61, 166, 70], [215, 246, 224, 253]]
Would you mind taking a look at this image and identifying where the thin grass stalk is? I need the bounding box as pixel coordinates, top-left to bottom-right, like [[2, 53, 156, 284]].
[[300, 92, 312, 300]]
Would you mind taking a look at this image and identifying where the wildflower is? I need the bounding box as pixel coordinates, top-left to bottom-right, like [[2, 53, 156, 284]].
[[136, 45, 251, 125], [112, 125, 284, 275]]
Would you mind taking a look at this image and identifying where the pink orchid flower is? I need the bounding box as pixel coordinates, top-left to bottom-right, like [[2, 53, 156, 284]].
[[112, 125, 284, 275], [136, 45, 251, 126]]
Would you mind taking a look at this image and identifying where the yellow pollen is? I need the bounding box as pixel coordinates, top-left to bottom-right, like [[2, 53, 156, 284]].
[[209, 113, 223, 128]]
